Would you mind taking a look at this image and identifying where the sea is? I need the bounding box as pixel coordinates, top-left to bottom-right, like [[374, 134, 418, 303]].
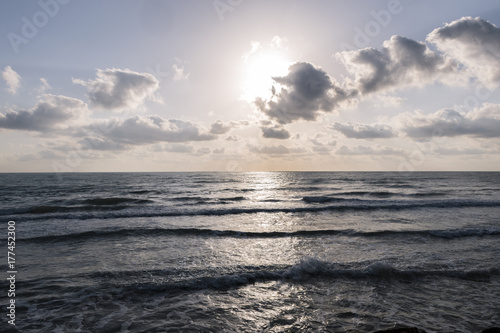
[[0, 172, 499, 332]]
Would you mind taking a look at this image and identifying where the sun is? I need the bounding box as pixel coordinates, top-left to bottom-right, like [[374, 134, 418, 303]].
[[241, 51, 290, 102]]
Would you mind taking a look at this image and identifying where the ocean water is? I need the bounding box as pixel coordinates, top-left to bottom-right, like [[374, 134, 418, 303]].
[[0, 172, 499, 332]]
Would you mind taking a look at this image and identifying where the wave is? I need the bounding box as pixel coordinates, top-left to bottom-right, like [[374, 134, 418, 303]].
[[170, 196, 209, 202], [13, 259, 499, 295], [316, 191, 447, 199], [343, 191, 398, 198], [302, 196, 348, 203], [19, 226, 500, 243], [81, 197, 154, 205], [23, 204, 130, 214], [124, 260, 500, 293], [128, 190, 157, 195], [410, 192, 448, 197], [5, 197, 155, 215], [4, 198, 500, 220], [281, 258, 499, 282], [219, 196, 246, 202]]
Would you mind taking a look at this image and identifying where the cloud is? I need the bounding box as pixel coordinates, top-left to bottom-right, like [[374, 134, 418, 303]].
[[225, 135, 239, 141], [434, 147, 499, 155], [210, 120, 232, 135], [398, 103, 500, 138], [247, 144, 305, 155], [312, 145, 334, 154], [73, 68, 159, 110], [86, 115, 216, 145], [251, 17, 499, 130], [336, 35, 456, 95], [195, 147, 211, 155], [308, 136, 336, 154], [209, 120, 249, 135], [255, 62, 349, 124], [17, 149, 66, 161], [261, 125, 290, 139], [330, 122, 397, 139], [154, 143, 195, 153], [213, 148, 225, 154], [38, 78, 52, 94], [78, 137, 129, 151], [173, 64, 190, 81], [0, 94, 89, 131], [2, 66, 21, 94], [427, 17, 500, 86], [336, 144, 403, 155]]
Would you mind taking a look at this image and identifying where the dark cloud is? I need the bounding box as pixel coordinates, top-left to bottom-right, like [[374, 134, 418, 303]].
[[73, 68, 159, 110], [261, 125, 290, 139], [399, 104, 500, 138], [255, 62, 349, 124], [0, 94, 89, 131], [337, 35, 456, 95], [330, 122, 397, 139], [86, 115, 216, 145]]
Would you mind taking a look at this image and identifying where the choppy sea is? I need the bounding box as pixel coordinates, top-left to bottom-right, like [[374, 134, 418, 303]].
[[0, 172, 499, 332]]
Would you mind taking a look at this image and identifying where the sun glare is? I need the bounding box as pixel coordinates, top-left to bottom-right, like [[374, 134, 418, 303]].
[[241, 51, 290, 102]]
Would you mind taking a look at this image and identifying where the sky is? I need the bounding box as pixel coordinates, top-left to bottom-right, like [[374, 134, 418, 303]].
[[1, 0, 500, 172]]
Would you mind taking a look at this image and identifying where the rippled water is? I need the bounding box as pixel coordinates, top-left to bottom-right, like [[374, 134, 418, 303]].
[[0, 172, 499, 332]]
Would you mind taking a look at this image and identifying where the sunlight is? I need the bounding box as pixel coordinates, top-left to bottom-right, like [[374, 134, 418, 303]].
[[241, 51, 290, 102]]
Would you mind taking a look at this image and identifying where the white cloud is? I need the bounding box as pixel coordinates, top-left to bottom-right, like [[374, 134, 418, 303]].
[[173, 64, 190, 81], [73, 68, 159, 110], [336, 144, 403, 155], [86, 115, 217, 146], [270, 35, 288, 49], [195, 147, 211, 155], [427, 17, 500, 87], [308, 136, 336, 154], [154, 143, 195, 153], [78, 137, 128, 151], [434, 147, 499, 155], [209, 120, 249, 135], [2, 66, 21, 95], [247, 144, 306, 155], [330, 122, 397, 139], [37, 78, 52, 94], [0, 94, 89, 131], [398, 103, 500, 138]]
